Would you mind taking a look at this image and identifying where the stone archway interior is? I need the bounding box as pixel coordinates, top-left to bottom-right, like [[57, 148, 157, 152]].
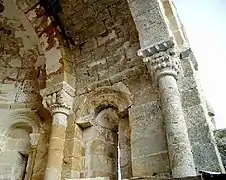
[[82, 107, 132, 180], [83, 108, 118, 179]]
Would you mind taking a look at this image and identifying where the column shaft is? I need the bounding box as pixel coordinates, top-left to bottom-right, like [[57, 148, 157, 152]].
[[159, 75, 196, 177], [138, 40, 196, 178], [40, 81, 75, 180], [118, 116, 132, 179], [44, 112, 67, 180]]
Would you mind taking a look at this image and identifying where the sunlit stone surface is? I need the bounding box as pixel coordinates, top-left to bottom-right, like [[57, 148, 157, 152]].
[[0, 0, 225, 179]]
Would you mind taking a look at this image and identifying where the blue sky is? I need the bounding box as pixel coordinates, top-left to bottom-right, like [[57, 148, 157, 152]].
[[173, 0, 226, 129]]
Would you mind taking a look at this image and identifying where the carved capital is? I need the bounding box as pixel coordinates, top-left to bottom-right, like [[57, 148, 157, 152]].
[[40, 81, 75, 115], [29, 133, 40, 148], [138, 39, 181, 83]]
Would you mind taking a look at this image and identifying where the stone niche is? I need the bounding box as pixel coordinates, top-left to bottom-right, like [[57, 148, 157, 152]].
[[81, 107, 132, 180]]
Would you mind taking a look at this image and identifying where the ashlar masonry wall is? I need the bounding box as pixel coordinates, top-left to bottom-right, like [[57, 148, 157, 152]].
[[0, 0, 225, 179], [215, 129, 226, 169], [59, 0, 171, 178]]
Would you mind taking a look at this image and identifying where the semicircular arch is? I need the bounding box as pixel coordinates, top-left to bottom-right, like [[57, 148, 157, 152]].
[[7, 108, 41, 134], [76, 82, 133, 120]]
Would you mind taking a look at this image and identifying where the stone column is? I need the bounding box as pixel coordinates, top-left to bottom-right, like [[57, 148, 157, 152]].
[[138, 39, 196, 178], [118, 115, 132, 179], [40, 82, 75, 180], [25, 133, 40, 180]]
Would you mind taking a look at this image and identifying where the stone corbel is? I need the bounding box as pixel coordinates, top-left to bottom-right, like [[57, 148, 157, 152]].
[[40, 81, 76, 115], [76, 114, 94, 129]]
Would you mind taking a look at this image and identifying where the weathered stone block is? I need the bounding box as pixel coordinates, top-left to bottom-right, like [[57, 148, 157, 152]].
[[0, 151, 18, 164], [3, 139, 18, 151], [91, 155, 110, 172], [90, 140, 105, 155], [187, 123, 212, 145], [178, 75, 198, 92], [64, 138, 82, 157], [183, 104, 224, 171], [133, 88, 158, 106], [62, 170, 80, 179], [192, 142, 224, 172], [180, 58, 195, 77], [120, 148, 132, 167], [128, 0, 159, 17], [131, 133, 167, 158], [184, 104, 208, 127], [184, 104, 213, 143], [134, 8, 165, 27], [0, 164, 13, 179], [129, 101, 165, 143], [180, 48, 198, 71], [132, 152, 170, 177], [214, 129, 226, 169], [63, 156, 82, 172], [181, 88, 202, 108], [138, 21, 170, 49]]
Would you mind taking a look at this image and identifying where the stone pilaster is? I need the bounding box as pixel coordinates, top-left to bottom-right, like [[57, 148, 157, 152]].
[[138, 39, 196, 178], [40, 81, 75, 180]]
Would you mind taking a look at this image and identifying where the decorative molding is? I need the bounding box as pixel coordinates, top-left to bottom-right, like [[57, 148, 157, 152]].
[[40, 81, 75, 97], [8, 108, 41, 133], [76, 114, 93, 129], [40, 81, 75, 115], [76, 82, 133, 120], [138, 38, 181, 83]]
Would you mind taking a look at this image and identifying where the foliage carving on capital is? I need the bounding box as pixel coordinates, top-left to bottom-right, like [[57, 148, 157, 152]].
[[138, 39, 181, 83], [40, 81, 75, 115]]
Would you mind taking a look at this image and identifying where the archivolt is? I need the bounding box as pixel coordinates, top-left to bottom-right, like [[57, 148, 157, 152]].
[[7, 108, 41, 134], [76, 82, 133, 120]]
